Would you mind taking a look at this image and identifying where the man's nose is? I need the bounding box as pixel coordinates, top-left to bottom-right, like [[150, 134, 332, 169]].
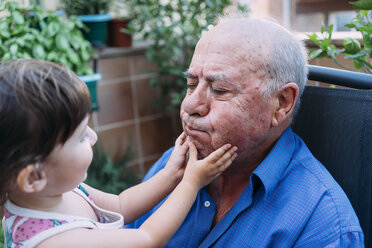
[[181, 85, 210, 116]]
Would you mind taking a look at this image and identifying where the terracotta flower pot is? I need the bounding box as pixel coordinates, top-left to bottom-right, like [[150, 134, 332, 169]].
[[108, 18, 132, 47]]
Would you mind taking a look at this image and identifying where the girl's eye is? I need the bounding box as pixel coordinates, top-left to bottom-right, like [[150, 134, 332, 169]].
[[80, 132, 89, 142]]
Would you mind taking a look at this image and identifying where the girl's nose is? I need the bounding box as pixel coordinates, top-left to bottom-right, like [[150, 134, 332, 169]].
[[87, 127, 97, 146]]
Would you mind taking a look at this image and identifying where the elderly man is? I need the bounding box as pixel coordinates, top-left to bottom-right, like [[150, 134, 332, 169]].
[[128, 16, 364, 247]]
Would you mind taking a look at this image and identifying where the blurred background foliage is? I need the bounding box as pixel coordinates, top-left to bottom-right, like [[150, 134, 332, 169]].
[[58, 0, 114, 15], [85, 140, 139, 194], [0, 227, 3, 248], [0, 1, 94, 76], [126, 0, 248, 109], [308, 0, 372, 73]]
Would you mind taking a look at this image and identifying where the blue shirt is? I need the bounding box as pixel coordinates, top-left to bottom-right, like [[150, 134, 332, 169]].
[[128, 127, 364, 247]]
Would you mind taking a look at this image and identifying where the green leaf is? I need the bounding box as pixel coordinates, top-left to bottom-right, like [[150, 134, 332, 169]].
[[47, 22, 59, 36], [21, 52, 32, 59], [320, 38, 331, 50], [0, 22, 8, 31], [307, 33, 320, 46], [350, 0, 372, 10], [344, 23, 356, 29], [309, 49, 324, 59], [3, 52, 12, 60], [46, 51, 59, 61], [343, 38, 361, 54], [327, 24, 334, 39], [10, 43, 18, 55], [67, 49, 80, 65], [55, 34, 70, 50], [15, 38, 25, 47], [13, 12, 25, 24], [326, 45, 341, 59], [360, 10, 369, 16], [346, 48, 371, 58], [353, 60, 362, 69], [32, 44, 45, 59], [0, 30, 11, 39]]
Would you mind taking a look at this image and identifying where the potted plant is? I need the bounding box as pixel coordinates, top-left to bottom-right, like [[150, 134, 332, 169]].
[[107, 0, 132, 47], [58, 0, 113, 48], [0, 1, 101, 110]]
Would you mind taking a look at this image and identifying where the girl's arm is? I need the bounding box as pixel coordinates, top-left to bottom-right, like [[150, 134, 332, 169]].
[[38, 142, 237, 248], [82, 167, 181, 224], [84, 133, 189, 224], [138, 142, 237, 246]]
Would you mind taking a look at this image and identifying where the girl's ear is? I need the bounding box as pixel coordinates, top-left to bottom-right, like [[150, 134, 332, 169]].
[[16, 164, 47, 193]]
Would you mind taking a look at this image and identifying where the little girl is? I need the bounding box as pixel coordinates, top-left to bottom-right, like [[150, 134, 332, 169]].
[[0, 59, 237, 248]]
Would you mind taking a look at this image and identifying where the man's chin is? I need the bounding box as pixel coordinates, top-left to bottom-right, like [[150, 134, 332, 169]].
[[186, 135, 213, 156], [193, 142, 213, 159]]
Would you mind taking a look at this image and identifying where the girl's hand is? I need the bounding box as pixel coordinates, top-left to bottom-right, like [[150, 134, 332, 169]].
[[163, 132, 188, 181], [183, 141, 237, 189]]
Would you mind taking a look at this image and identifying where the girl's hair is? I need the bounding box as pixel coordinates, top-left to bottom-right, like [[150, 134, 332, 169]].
[[0, 59, 91, 204]]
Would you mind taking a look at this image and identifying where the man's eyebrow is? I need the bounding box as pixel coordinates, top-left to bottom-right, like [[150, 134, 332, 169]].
[[205, 74, 227, 83], [183, 71, 241, 90], [183, 71, 197, 79], [205, 74, 238, 87], [184, 71, 229, 82]]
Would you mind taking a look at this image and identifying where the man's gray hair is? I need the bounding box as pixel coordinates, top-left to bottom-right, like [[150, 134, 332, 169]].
[[216, 14, 309, 116]]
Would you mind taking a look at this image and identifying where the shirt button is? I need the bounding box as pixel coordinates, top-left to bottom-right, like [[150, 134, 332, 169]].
[[204, 201, 211, 207]]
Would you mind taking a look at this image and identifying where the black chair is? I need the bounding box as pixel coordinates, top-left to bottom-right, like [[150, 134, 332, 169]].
[[292, 65, 372, 247]]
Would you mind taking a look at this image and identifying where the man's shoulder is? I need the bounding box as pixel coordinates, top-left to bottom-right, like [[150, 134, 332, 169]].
[[288, 137, 362, 234]]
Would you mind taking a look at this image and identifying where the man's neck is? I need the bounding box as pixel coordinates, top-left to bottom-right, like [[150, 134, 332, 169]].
[[208, 125, 287, 226], [208, 163, 253, 227]]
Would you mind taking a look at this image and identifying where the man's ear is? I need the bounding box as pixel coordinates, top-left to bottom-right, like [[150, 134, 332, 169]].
[[271, 83, 299, 127], [16, 164, 47, 193]]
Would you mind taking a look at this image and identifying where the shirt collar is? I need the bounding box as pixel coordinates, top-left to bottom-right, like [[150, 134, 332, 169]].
[[251, 127, 296, 197]]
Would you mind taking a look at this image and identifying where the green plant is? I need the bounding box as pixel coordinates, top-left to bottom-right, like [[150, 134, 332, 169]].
[[126, 0, 247, 108], [85, 140, 139, 194], [58, 0, 113, 15], [0, 1, 94, 76], [0, 224, 3, 248], [308, 0, 372, 74]]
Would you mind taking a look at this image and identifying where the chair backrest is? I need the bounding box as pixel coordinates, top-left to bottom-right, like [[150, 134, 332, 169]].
[[292, 66, 372, 247]]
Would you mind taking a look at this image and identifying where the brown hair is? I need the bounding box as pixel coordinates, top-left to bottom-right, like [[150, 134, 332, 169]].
[[0, 59, 91, 204]]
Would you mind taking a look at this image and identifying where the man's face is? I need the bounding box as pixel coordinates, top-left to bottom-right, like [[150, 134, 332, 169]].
[[180, 27, 275, 162]]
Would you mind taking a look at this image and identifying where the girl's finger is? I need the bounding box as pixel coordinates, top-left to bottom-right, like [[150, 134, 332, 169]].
[[175, 132, 186, 147], [215, 146, 238, 165], [205, 144, 232, 164], [179, 139, 189, 153], [217, 153, 237, 172], [188, 140, 198, 163]]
